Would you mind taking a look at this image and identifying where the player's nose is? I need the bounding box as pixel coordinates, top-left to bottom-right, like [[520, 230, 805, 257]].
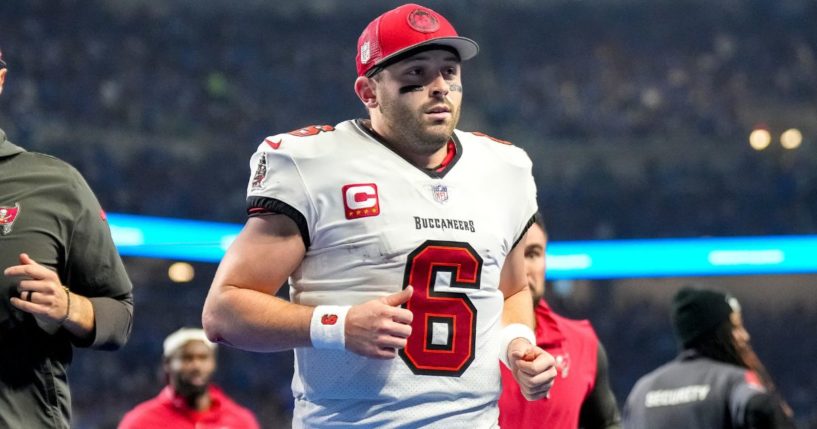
[[428, 73, 449, 98]]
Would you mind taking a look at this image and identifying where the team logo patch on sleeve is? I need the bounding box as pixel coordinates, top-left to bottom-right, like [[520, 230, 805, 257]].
[[0, 203, 21, 236], [343, 183, 380, 219], [251, 153, 268, 190]]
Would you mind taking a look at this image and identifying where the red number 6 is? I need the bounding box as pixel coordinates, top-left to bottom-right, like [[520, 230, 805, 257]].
[[399, 240, 483, 377]]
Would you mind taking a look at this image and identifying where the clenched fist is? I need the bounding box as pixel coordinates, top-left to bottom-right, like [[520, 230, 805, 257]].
[[507, 337, 557, 400], [344, 286, 414, 359]]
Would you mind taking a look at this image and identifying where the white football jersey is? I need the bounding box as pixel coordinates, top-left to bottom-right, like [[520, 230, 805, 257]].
[[247, 120, 537, 429]]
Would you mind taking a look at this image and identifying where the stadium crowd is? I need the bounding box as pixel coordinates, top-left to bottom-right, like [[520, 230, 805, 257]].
[[2, 0, 816, 239], [1, 0, 816, 427]]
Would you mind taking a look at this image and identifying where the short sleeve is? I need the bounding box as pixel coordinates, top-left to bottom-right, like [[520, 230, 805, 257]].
[[245, 139, 316, 248], [511, 152, 538, 249], [462, 131, 539, 250]]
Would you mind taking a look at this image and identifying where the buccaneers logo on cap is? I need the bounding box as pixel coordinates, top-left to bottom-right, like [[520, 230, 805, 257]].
[[407, 8, 440, 33], [0, 203, 21, 236]]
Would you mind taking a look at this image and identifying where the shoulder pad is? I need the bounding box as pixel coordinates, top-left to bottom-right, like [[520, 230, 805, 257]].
[[470, 131, 513, 145], [261, 125, 336, 151], [287, 125, 335, 137]]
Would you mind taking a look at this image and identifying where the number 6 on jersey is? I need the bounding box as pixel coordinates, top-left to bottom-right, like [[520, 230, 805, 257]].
[[399, 240, 483, 376]]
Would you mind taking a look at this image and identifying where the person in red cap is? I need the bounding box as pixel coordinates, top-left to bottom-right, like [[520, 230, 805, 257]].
[[118, 328, 260, 429], [1, 48, 134, 428], [499, 214, 622, 428], [203, 3, 556, 427]]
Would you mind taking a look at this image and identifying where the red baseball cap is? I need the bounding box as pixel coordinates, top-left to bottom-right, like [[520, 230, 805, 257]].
[[356, 3, 479, 77]]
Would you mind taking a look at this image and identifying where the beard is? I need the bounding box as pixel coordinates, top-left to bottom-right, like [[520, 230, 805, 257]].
[[378, 95, 460, 154], [528, 278, 546, 304], [171, 372, 210, 398]]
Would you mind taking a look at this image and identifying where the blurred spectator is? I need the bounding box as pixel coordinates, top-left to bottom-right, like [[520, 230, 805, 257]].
[[118, 327, 260, 429], [0, 0, 815, 238]]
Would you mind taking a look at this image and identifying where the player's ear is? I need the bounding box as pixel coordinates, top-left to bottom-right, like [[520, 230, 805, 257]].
[[354, 76, 378, 108]]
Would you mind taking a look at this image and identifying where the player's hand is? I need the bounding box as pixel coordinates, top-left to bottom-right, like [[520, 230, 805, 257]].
[[5, 253, 70, 334], [345, 286, 414, 359], [508, 338, 557, 400]]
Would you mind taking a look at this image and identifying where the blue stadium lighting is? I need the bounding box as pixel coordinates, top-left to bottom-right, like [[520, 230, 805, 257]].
[[108, 213, 817, 279], [108, 213, 242, 263], [546, 236, 817, 279]]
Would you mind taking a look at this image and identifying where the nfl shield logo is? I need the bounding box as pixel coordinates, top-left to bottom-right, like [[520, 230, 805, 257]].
[[432, 184, 448, 204], [0, 203, 21, 236], [360, 41, 371, 64]]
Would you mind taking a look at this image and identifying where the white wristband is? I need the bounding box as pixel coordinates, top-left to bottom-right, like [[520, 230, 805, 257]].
[[310, 305, 351, 350], [499, 323, 537, 369]]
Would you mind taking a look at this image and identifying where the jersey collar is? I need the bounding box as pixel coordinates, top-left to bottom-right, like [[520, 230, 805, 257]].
[[354, 119, 462, 179]]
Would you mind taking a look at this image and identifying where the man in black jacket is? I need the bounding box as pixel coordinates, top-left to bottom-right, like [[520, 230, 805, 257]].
[[0, 47, 134, 429], [623, 286, 794, 428]]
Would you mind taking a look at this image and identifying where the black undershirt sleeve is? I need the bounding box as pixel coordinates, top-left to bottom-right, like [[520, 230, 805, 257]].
[[579, 341, 622, 429], [246, 196, 310, 249]]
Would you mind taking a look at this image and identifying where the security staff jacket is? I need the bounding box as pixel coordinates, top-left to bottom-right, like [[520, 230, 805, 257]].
[[623, 350, 783, 429]]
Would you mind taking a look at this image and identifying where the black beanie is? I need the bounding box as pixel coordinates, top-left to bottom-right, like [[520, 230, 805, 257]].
[[671, 287, 735, 347]]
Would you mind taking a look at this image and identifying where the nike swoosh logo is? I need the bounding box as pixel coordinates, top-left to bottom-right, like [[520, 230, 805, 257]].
[[264, 137, 282, 149]]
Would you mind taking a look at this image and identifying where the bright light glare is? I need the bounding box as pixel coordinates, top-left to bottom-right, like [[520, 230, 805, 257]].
[[780, 128, 803, 149], [749, 128, 771, 150], [168, 262, 195, 283]]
